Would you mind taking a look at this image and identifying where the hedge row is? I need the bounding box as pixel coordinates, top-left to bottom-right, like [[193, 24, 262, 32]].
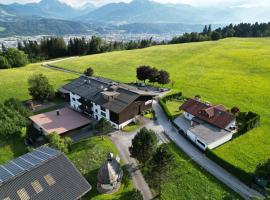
[[159, 99, 175, 120], [236, 112, 260, 138], [205, 149, 253, 185]]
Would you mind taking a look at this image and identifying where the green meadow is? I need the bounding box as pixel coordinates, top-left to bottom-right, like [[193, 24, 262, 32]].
[[0, 63, 77, 102], [53, 38, 270, 175]]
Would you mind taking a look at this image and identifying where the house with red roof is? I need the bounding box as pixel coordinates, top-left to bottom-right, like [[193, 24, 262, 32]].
[[174, 98, 237, 150]]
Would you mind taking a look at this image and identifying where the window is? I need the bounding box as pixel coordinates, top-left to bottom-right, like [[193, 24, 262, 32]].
[[44, 174, 56, 186], [31, 180, 43, 194], [196, 139, 205, 148], [17, 188, 30, 200], [101, 112, 106, 117], [100, 106, 106, 112]]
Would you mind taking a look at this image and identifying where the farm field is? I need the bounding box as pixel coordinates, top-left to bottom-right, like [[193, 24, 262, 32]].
[[0, 62, 77, 102], [68, 136, 134, 200], [155, 143, 241, 200], [53, 38, 270, 176]]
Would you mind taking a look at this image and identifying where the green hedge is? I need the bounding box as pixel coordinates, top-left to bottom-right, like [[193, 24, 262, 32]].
[[159, 98, 175, 120], [205, 149, 253, 185]]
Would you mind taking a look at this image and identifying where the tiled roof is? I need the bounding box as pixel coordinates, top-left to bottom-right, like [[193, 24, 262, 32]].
[[63, 76, 155, 113], [0, 147, 91, 200], [180, 99, 235, 129]]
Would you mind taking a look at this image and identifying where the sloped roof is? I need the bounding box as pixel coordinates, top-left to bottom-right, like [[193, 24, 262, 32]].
[[63, 76, 155, 113], [97, 154, 122, 185], [0, 147, 91, 200], [180, 99, 235, 129]]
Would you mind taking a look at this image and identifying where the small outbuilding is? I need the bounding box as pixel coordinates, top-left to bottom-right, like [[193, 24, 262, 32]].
[[97, 153, 123, 194]]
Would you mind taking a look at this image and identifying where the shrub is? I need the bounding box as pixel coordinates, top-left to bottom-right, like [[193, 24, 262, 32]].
[[46, 133, 72, 154], [0, 99, 29, 139], [236, 111, 260, 137], [159, 98, 174, 120], [95, 118, 113, 134], [84, 67, 94, 76]]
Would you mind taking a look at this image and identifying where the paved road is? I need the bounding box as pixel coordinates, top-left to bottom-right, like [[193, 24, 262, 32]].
[[109, 118, 169, 200], [110, 131, 154, 200], [152, 101, 263, 200]]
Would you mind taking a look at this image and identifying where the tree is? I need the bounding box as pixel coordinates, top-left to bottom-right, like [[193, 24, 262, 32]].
[[148, 144, 175, 194], [231, 106, 240, 115], [129, 127, 158, 163], [0, 56, 10, 69], [211, 31, 222, 41], [28, 73, 55, 101], [136, 65, 152, 83], [130, 189, 144, 200], [95, 118, 113, 134], [3, 48, 28, 68], [84, 67, 94, 76], [148, 67, 160, 84], [47, 133, 72, 154], [157, 70, 170, 85]]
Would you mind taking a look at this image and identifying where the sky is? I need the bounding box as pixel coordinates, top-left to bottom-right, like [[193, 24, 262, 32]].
[[0, 0, 269, 8]]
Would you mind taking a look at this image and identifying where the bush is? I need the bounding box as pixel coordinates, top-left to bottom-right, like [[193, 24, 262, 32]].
[[47, 133, 72, 154], [205, 149, 253, 185], [95, 118, 113, 134], [235, 111, 260, 137], [0, 98, 29, 139], [159, 98, 174, 120], [84, 67, 94, 76]]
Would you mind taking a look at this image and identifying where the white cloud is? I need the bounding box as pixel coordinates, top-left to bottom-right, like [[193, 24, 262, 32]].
[[0, 0, 269, 8]]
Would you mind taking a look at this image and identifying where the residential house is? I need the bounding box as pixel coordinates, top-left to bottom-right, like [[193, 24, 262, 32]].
[[62, 76, 156, 129], [0, 146, 91, 200], [174, 98, 237, 150]]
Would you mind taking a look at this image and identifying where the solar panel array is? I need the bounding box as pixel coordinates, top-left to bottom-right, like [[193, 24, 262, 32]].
[[0, 146, 60, 185]]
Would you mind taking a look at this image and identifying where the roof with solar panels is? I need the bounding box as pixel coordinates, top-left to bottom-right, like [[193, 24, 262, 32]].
[[0, 146, 91, 200]]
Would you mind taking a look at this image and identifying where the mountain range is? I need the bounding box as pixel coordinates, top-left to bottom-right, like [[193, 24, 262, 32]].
[[0, 0, 269, 37]]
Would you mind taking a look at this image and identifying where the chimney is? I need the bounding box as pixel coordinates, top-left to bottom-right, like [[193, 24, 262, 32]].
[[56, 110, 60, 116]]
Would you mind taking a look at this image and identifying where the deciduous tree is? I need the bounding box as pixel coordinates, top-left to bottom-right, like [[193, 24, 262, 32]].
[[28, 73, 55, 101]]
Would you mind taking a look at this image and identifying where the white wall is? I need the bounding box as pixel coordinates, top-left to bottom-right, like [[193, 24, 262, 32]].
[[70, 92, 81, 111], [69, 93, 136, 130], [225, 120, 237, 132], [187, 129, 207, 150], [184, 112, 194, 121], [208, 133, 233, 150]]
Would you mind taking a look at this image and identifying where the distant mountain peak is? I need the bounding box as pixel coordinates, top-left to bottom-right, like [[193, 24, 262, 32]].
[[131, 0, 151, 4]]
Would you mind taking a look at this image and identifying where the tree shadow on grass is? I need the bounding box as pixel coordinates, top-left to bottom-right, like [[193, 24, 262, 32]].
[[0, 137, 28, 164]]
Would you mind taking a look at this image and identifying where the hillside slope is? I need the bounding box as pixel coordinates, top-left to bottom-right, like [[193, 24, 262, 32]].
[[53, 38, 270, 174]]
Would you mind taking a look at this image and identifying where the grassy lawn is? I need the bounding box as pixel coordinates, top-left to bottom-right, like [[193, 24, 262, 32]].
[[0, 137, 28, 164], [146, 143, 241, 199], [165, 100, 182, 117], [53, 38, 270, 176], [122, 122, 140, 132], [0, 62, 77, 102], [68, 136, 134, 200]]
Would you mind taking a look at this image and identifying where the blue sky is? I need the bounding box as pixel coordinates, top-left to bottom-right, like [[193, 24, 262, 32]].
[[0, 0, 268, 8]]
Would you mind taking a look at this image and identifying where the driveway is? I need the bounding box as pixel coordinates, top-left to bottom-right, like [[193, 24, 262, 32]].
[[109, 118, 169, 200], [152, 101, 263, 200]]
